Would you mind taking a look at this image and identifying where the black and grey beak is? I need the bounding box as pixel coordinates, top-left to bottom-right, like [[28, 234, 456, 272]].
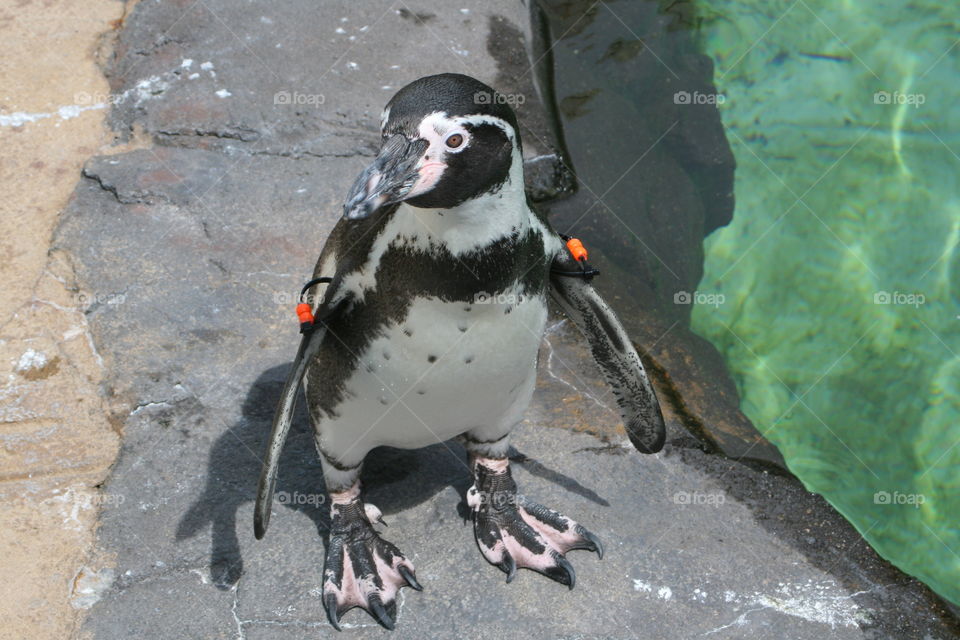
[[342, 134, 428, 220]]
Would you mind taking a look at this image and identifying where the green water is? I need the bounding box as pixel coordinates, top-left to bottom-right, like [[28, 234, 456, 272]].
[[692, 0, 960, 605]]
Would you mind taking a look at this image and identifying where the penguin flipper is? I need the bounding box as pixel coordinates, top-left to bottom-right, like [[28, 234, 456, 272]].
[[548, 251, 666, 454], [254, 292, 347, 539]]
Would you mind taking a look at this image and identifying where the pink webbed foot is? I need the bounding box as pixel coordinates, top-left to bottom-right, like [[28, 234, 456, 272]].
[[467, 458, 603, 588], [322, 497, 421, 630]]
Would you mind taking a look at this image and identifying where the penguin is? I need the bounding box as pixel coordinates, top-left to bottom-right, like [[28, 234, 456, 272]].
[[254, 73, 665, 631]]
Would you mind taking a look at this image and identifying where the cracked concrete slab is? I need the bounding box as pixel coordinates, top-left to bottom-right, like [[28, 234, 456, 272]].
[[47, 0, 960, 638]]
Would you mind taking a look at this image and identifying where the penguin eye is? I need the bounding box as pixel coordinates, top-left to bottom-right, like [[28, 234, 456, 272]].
[[445, 133, 464, 149]]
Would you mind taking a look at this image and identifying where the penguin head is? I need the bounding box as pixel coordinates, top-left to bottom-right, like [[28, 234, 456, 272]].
[[343, 73, 521, 220]]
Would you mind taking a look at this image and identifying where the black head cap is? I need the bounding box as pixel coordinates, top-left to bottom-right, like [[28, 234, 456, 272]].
[[382, 73, 521, 148]]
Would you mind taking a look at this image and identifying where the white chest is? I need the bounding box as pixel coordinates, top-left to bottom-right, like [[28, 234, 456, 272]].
[[317, 290, 547, 459]]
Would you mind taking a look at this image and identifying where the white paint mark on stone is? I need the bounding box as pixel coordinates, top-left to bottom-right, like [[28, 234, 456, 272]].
[[634, 579, 874, 631], [215, 89, 232, 98], [181, 58, 193, 68], [16, 348, 48, 373], [71, 566, 116, 609], [633, 580, 653, 592], [1, 103, 106, 127]]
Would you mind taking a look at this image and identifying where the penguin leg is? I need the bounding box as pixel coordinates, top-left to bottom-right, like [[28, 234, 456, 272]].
[[320, 467, 421, 631], [463, 435, 603, 588]]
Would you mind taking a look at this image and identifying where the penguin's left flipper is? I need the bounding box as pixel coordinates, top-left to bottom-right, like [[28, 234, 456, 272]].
[[548, 250, 666, 454], [254, 295, 347, 540]]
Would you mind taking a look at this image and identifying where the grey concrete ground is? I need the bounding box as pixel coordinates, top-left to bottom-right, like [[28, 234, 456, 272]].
[[54, 0, 959, 638]]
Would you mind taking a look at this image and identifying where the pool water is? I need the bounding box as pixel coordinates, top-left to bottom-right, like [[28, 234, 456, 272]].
[[691, 0, 960, 606]]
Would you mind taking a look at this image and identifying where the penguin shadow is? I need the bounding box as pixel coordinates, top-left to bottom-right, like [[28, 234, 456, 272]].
[[175, 363, 605, 590]]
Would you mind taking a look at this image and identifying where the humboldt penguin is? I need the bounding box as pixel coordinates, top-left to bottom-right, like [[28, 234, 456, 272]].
[[255, 73, 665, 630]]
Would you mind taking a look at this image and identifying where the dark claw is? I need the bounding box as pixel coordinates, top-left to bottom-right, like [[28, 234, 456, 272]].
[[579, 526, 604, 560], [398, 565, 422, 591], [501, 552, 517, 583], [324, 593, 342, 632], [368, 594, 395, 630], [555, 555, 576, 590]]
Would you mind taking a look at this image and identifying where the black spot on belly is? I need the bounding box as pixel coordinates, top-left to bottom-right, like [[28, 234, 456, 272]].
[[465, 356, 474, 364], [383, 350, 391, 360], [305, 217, 550, 420], [504, 306, 512, 314], [403, 327, 413, 337], [379, 396, 389, 405], [427, 355, 437, 363], [417, 389, 427, 395], [463, 306, 472, 312]]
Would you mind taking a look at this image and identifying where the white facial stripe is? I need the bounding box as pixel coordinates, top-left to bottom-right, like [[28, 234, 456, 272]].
[[406, 111, 519, 198], [407, 112, 463, 198], [455, 113, 516, 143], [379, 106, 391, 133]]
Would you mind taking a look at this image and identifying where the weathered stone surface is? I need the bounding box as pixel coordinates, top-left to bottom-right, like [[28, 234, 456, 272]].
[[51, 0, 958, 638]]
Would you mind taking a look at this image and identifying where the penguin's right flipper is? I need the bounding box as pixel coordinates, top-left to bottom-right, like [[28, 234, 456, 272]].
[[548, 250, 666, 454], [254, 295, 346, 539]]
